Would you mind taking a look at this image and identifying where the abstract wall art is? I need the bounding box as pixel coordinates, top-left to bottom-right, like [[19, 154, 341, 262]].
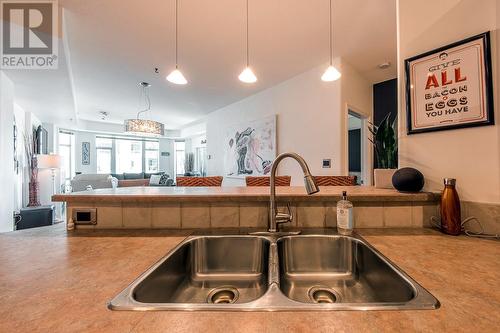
[[223, 115, 276, 178]]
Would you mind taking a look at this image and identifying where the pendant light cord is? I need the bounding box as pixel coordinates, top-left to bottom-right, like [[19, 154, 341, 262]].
[[329, 0, 333, 66], [175, 0, 179, 68], [246, 0, 249, 67], [137, 85, 151, 119]]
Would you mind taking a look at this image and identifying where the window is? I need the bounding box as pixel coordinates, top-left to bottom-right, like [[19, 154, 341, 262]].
[[195, 146, 207, 176], [144, 141, 159, 173], [95, 136, 160, 174], [116, 139, 143, 174], [58, 131, 75, 180], [174, 141, 185, 176], [96, 138, 113, 174]]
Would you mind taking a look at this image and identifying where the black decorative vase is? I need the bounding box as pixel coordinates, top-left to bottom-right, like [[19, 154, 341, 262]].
[[392, 167, 425, 192]]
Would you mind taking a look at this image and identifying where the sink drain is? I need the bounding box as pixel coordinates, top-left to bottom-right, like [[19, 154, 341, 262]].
[[308, 286, 341, 304], [207, 286, 240, 304]]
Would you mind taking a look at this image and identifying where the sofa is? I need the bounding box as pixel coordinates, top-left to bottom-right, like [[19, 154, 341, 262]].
[[110, 172, 163, 181], [70, 174, 115, 192], [111, 172, 162, 188], [111, 172, 174, 187], [71, 172, 174, 192]]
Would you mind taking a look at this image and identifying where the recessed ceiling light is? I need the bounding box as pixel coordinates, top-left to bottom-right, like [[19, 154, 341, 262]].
[[98, 111, 108, 120]]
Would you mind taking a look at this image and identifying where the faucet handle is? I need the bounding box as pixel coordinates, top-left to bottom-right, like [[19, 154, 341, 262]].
[[276, 203, 293, 225], [285, 203, 293, 222]]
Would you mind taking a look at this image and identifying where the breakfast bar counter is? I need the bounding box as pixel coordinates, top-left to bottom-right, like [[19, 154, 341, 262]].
[[52, 186, 439, 203], [51, 187, 440, 230]]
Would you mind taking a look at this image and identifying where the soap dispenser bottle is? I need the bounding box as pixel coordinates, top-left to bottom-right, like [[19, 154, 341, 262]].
[[337, 191, 353, 235]]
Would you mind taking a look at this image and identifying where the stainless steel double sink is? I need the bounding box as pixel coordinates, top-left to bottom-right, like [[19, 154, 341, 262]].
[[108, 233, 440, 311]]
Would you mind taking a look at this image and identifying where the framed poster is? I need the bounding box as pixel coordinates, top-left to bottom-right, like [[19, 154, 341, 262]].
[[223, 115, 276, 178], [82, 142, 90, 165], [405, 31, 494, 134]]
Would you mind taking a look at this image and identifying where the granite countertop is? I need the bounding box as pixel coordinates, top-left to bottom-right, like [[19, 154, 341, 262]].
[[52, 186, 440, 203], [0, 225, 498, 333]]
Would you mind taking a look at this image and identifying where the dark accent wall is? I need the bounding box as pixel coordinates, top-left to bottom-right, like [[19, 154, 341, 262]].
[[373, 78, 397, 126], [348, 129, 361, 172], [373, 78, 397, 167]]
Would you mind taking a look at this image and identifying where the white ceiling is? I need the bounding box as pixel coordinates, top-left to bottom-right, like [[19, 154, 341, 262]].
[[5, 0, 397, 130]]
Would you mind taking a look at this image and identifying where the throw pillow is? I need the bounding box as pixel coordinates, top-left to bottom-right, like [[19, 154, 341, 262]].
[[159, 174, 170, 185], [149, 174, 162, 186]]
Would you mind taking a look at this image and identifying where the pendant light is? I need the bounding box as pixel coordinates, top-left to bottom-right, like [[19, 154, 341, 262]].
[[124, 82, 165, 136], [167, 0, 188, 85], [238, 0, 257, 83], [321, 0, 341, 82]]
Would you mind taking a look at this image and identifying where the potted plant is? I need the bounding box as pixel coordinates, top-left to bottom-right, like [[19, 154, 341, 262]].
[[23, 130, 41, 206], [368, 113, 398, 188]]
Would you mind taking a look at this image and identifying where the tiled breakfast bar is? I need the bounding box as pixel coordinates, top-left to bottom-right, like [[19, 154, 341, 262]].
[[52, 186, 440, 230]]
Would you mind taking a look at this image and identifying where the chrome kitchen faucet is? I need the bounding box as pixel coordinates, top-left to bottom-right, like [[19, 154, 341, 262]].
[[268, 152, 319, 233]]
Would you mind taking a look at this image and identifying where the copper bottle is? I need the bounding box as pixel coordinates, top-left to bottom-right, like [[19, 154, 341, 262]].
[[440, 178, 461, 235]]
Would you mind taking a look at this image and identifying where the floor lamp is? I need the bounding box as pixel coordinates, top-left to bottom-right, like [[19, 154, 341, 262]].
[[37, 154, 62, 222]]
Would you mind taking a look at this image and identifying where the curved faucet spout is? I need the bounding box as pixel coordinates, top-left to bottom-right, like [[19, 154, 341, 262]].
[[269, 152, 319, 232]]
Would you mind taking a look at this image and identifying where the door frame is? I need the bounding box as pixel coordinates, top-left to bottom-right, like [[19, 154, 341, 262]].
[[345, 105, 373, 185]]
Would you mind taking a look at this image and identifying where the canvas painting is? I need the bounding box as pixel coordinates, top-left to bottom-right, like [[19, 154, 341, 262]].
[[82, 142, 90, 165], [223, 115, 276, 178]]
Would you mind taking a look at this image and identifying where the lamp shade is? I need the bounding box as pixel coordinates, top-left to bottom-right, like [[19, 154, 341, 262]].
[[166, 69, 188, 85], [37, 154, 61, 169], [321, 65, 341, 82], [238, 67, 257, 83]]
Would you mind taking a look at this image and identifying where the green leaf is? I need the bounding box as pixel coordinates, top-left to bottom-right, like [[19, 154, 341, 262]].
[[369, 113, 398, 168]]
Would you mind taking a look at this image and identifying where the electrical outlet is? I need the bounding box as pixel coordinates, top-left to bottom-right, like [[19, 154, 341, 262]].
[[322, 159, 331, 168]]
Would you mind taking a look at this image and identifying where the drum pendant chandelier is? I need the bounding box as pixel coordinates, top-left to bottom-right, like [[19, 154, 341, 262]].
[[124, 82, 165, 136]]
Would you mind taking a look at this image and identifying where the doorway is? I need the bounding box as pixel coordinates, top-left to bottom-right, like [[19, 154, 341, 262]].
[[347, 111, 366, 185]]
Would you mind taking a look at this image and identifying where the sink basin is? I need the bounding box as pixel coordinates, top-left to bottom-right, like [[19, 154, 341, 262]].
[[133, 236, 269, 304], [110, 235, 270, 310], [109, 233, 439, 311], [278, 235, 415, 304]]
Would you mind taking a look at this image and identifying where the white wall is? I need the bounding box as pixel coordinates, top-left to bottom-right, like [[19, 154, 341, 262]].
[[186, 134, 206, 153], [397, 0, 500, 203], [13, 104, 25, 212], [204, 60, 372, 186], [74, 131, 96, 174], [0, 72, 15, 232], [159, 138, 175, 177], [348, 115, 362, 130], [341, 61, 374, 185], [42, 122, 57, 153], [180, 121, 206, 138]]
